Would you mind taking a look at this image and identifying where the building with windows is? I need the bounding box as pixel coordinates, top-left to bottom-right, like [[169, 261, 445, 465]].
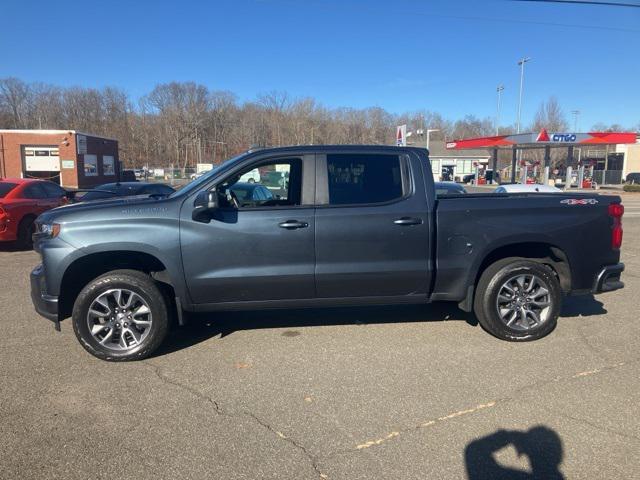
[[407, 139, 491, 181], [0, 130, 119, 188]]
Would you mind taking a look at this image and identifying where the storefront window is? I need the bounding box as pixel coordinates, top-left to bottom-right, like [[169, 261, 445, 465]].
[[103, 155, 115, 175], [84, 154, 98, 176]]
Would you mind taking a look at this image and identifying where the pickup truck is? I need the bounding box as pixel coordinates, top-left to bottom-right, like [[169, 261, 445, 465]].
[[30, 146, 625, 361]]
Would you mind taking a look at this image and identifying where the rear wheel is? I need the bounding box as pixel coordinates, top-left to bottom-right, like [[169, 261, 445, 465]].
[[17, 216, 36, 249], [72, 270, 169, 361], [473, 258, 561, 341]]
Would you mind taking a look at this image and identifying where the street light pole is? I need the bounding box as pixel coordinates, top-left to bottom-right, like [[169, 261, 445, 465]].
[[516, 57, 531, 134], [496, 84, 504, 136], [426, 129, 439, 151], [571, 110, 580, 131]]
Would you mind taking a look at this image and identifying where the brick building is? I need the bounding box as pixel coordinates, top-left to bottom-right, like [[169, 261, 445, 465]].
[[0, 130, 119, 188]]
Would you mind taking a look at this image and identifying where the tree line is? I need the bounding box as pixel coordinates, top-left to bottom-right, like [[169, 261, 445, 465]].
[[0, 77, 636, 169]]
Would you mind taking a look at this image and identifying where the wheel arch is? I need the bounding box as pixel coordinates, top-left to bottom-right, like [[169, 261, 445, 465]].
[[459, 241, 571, 312], [58, 250, 178, 320]]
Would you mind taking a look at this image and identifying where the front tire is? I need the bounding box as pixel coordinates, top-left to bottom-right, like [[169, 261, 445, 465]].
[[473, 258, 561, 341], [72, 270, 169, 361]]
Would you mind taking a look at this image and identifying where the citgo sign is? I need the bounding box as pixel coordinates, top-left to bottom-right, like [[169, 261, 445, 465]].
[[551, 134, 577, 142]]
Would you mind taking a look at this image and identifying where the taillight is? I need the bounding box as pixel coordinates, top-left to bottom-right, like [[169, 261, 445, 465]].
[[608, 203, 624, 250]]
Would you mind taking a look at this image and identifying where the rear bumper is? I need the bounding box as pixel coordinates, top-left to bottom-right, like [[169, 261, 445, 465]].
[[30, 264, 59, 322], [592, 263, 625, 294]]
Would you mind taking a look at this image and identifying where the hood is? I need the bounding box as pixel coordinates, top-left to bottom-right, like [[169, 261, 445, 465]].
[[37, 195, 168, 224]]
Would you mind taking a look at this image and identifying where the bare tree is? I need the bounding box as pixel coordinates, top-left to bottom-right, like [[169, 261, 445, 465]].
[[531, 97, 568, 132], [0, 77, 31, 128]]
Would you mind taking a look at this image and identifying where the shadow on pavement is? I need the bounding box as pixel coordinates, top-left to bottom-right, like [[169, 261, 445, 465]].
[[560, 295, 607, 317], [465, 426, 565, 480], [0, 242, 31, 252], [154, 302, 474, 357]]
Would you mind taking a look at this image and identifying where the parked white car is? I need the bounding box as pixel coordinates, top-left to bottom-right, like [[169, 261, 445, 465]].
[[495, 184, 562, 193], [239, 168, 261, 183]]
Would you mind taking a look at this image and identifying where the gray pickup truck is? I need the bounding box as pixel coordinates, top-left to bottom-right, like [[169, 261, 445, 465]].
[[31, 146, 625, 361]]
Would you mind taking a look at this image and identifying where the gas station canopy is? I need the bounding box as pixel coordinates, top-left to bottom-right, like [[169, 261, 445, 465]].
[[444, 129, 638, 185], [446, 129, 637, 150]]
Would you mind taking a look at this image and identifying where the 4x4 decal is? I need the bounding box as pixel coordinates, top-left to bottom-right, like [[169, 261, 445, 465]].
[[561, 199, 599, 205]]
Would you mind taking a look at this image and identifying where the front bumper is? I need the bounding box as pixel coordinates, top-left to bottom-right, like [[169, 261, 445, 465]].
[[592, 263, 625, 294], [30, 264, 59, 325]]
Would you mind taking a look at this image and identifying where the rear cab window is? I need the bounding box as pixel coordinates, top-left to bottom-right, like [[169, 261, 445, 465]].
[[324, 153, 409, 206]]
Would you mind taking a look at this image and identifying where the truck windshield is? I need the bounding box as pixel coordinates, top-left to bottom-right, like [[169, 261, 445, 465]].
[[169, 153, 249, 198]]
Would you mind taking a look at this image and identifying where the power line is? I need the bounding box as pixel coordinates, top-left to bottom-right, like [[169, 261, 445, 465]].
[[511, 0, 640, 7], [269, 0, 640, 34]]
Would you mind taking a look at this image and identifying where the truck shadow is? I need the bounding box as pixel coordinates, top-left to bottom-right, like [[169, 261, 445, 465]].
[[153, 295, 608, 357], [560, 295, 607, 317], [465, 425, 565, 479], [154, 302, 473, 357]]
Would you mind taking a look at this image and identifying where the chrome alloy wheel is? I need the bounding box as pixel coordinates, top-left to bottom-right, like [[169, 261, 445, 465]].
[[86, 289, 152, 351], [495, 274, 552, 331]]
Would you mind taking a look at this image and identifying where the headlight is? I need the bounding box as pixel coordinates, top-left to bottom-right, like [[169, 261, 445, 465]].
[[35, 222, 61, 239]]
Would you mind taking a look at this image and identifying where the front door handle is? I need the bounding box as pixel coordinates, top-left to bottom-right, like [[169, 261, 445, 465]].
[[393, 217, 423, 226], [279, 220, 309, 230]]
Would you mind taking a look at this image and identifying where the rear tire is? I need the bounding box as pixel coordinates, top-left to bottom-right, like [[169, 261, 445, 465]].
[[72, 270, 169, 361], [473, 258, 561, 342], [17, 216, 35, 249]]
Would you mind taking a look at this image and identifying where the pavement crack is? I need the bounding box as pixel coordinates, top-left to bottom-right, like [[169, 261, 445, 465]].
[[560, 413, 640, 443], [242, 409, 327, 479], [575, 324, 608, 362], [146, 362, 223, 414], [337, 358, 640, 456], [146, 362, 326, 478]]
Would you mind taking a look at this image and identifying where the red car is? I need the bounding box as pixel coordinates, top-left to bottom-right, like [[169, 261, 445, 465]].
[[0, 178, 68, 248]]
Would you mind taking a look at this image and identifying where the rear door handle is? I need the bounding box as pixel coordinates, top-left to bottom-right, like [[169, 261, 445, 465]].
[[279, 220, 309, 229], [393, 217, 423, 226]]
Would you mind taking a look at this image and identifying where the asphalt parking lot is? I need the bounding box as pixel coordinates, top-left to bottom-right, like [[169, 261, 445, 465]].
[[1, 196, 639, 480]]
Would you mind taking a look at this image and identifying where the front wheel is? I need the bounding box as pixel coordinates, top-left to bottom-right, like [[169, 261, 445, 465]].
[[473, 258, 562, 341], [72, 270, 169, 361]]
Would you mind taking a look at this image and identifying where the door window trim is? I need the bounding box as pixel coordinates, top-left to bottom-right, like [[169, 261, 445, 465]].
[[315, 152, 414, 208]]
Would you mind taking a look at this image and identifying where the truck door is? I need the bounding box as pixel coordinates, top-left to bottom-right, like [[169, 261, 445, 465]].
[[180, 155, 316, 304], [314, 151, 432, 298]]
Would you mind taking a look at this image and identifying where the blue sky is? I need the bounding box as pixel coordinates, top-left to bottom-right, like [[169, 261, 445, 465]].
[[2, 0, 639, 130]]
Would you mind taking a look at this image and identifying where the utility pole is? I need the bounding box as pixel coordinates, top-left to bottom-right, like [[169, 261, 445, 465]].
[[496, 84, 504, 136], [516, 57, 531, 134], [571, 110, 580, 131]]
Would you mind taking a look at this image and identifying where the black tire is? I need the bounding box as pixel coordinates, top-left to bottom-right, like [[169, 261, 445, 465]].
[[473, 258, 561, 342], [16, 215, 36, 249], [72, 269, 170, 361]]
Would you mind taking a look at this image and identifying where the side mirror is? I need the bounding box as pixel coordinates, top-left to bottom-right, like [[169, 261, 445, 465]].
[[192, 189, 218, 222]]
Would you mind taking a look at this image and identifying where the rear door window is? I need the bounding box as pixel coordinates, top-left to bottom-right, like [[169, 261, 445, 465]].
[[326, 154, 406, 206], [22, 183, 48, 199], [41, 182, 66, 198]]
